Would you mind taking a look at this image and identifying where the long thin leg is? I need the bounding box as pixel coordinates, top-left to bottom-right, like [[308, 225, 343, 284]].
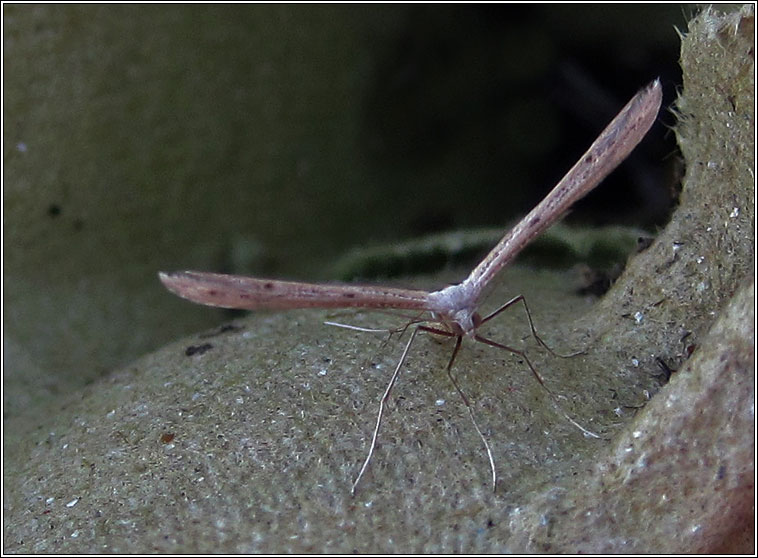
[[474, 333, 551, 392], [474, 333, 600, 439], [479, 295, 583, 358], [418, 325, 498, 492], [351, 327, 419, 495], [443, 336, 498, 493]]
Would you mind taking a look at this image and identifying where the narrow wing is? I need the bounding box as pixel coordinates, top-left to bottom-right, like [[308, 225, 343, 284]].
[[465, 79, 663, 296], [159, 271, 431, 311]]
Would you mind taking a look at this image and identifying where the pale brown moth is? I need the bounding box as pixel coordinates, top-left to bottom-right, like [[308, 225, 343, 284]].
[[160, 79, 662, 494]]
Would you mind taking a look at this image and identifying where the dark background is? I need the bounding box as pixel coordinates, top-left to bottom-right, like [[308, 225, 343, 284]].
[[4, 4, 687, 400]]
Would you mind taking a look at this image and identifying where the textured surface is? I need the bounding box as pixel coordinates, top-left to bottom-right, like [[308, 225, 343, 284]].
[[4, 5, 753, 554]]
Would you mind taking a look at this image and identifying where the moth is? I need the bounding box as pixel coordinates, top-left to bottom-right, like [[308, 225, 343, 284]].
[[160, 79, 663, 493]]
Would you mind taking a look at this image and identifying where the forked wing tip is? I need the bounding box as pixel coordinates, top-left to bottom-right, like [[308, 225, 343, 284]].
[[646, 78, 663, 100], [158, 270, 193, 292], [158, 270, 178, 284]]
